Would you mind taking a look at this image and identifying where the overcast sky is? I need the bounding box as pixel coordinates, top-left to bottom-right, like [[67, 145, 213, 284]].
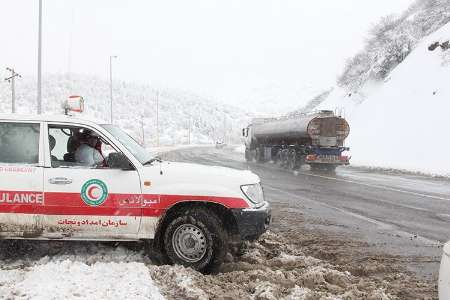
[[0, 0, 413, 108]]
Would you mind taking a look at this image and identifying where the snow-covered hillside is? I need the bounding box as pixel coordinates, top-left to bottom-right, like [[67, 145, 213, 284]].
[[0, 74, 252, 146], [317, 22, 450, 175]]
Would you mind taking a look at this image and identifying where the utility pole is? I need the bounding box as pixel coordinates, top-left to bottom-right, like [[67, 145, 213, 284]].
[[5, 68, 22, 113], [188, 116, 191, 145], [109, 55, 117, 124], [37, 0, 42, 114], [155, 90, 159, 147], [140, 115, 145, 147], [223, 115, 227, 144]]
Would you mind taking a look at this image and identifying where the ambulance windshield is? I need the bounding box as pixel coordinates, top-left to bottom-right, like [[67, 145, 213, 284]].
[[102, 125, 153, 165]]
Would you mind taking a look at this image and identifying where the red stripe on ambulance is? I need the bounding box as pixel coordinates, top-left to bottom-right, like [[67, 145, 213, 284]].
[[0, 190, 249, 217]]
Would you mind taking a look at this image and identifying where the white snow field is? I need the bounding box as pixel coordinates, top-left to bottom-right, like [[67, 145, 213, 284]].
[[0, 242, 164, 299], [0, 74, 251, 146], [318, 22, 450, 176]]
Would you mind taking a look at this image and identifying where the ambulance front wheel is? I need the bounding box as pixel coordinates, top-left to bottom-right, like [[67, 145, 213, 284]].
[[163, 208, 228, 273]]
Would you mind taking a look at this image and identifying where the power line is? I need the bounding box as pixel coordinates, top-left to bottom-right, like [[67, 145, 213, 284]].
[[4, 68, 22, 113]]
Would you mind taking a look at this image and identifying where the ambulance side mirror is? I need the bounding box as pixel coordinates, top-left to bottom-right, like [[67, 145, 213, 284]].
[[108, 153, 134, 170]]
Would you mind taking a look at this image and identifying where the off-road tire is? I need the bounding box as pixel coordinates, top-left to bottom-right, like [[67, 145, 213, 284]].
[[163, 208, 228, 273]]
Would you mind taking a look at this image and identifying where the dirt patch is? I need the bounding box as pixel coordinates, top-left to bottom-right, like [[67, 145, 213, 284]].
[[0, 230, 436, 299], [150, 231, 436, 300]]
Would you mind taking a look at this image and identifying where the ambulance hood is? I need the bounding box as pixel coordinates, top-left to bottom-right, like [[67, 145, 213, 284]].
[[141, 161, 260, 200], [150, 161, 259, 185]]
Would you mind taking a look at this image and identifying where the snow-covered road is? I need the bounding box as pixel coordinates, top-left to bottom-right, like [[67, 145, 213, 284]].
[[0, 146, 444, 299], [160, 146, 446, 298]]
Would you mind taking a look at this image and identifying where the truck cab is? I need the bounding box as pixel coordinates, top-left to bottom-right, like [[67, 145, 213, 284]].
[[0, 114, 271, 272]]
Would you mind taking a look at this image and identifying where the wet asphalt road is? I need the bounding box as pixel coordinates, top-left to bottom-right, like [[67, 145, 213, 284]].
[[161, 146, 450, 280]]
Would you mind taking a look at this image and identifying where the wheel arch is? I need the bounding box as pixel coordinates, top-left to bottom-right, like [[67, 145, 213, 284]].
[[152, 201, 240, 255]]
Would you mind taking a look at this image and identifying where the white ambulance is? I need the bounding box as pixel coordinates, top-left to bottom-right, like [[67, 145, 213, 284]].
[[0, 111, 270, 272], [440, 241, 450, 299]]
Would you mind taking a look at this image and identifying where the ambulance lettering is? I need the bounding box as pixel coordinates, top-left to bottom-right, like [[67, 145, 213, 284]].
[[0, 166, 37, 173], [57, 218, 128, 227], [0, 192, 44, 205]]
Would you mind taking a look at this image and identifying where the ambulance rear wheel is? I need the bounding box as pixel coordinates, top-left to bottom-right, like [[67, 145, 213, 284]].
[[163, 208, 227, 273]]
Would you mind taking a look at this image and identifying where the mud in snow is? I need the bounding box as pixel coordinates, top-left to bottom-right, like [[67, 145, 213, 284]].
[[151, 230, 436, 300], [0, 226, 436, 299]]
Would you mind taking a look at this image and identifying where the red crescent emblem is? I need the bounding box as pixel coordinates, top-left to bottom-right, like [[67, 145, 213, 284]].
[[87, 186, 100, 200]]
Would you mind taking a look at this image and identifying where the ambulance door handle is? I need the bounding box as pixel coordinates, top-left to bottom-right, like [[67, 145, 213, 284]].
[[49, 177, 73, 185]]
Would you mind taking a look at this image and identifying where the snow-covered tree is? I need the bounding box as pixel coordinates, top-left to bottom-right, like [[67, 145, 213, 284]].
[[337, 0, 450, 90]]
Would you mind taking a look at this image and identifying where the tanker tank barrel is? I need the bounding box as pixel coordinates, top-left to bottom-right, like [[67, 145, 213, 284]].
[[244, 111, 350, 170]]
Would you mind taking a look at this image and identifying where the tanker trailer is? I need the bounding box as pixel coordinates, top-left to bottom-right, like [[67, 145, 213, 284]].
[[242, 110, 350, 172]]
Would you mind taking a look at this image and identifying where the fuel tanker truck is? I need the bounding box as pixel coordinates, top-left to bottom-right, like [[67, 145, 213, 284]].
[[242, 110, 350, 172]]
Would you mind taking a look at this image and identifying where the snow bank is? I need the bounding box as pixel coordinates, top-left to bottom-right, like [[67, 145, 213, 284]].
[[0, 260, 164, 299], [0, 242, 164, 299], [318, 22, 450, 175]]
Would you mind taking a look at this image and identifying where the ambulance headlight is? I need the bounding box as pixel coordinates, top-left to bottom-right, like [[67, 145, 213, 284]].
[[240, 183, 264, 205]]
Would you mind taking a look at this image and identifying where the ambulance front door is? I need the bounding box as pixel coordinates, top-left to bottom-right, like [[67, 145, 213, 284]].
[[0, 121, 44, 237], [41, 123, 142, 239]]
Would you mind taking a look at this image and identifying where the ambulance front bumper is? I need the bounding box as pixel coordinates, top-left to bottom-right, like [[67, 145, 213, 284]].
[[231, 201, 271, 241]]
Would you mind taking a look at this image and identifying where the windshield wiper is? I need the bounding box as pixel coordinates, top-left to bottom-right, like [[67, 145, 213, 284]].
[[143, 157, 162, 165]]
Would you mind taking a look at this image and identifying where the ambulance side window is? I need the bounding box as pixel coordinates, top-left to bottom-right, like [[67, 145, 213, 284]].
[[48, 125, 125, 169], [0, 122, 40, 164]]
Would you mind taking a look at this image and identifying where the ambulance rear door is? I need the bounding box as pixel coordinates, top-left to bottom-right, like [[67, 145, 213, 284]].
[[0, 120, 44, 237]]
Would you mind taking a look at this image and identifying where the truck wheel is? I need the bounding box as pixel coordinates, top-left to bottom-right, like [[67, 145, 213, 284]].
[[287, 150, 297, 170], [310, 164, 320, 172], [281, 149, 289, 168], [271, 148, 279, 163], [245, 149, 251, 162], [310, 164, 336, 173], [163, 208, 228, 273], [275, 151, 282, 166], [255, 147, 264, 162], [324, 165, 337, 172]]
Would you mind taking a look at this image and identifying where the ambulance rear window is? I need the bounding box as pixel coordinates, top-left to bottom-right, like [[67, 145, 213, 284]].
[[0, 122, 40, 164]]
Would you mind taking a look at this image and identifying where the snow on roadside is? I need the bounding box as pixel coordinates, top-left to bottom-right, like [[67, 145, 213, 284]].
[[149, 231, 397, 300], [150, 266, 209, 300], [0, 242, 164, 300], [0, 260, 164, 299], [0, 232, 416, 299], [317, 22, 450, 175]]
